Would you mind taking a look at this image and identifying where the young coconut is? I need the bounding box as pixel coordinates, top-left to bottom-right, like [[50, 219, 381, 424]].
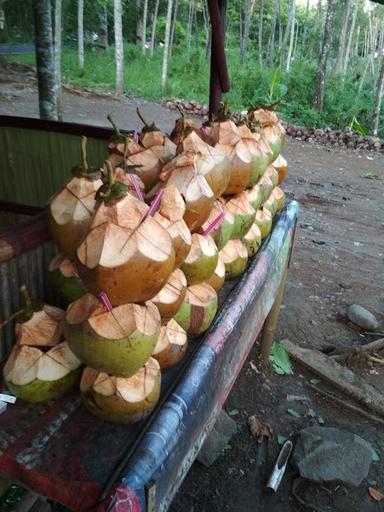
[[226, 192, 256, 240], [48, 253, 87, 304], [200, 199, 235, 250], [257, 174, 274, 203], [48, 136, 103, 257], [106, 115, 136, 168], [263, 193, 279, 217], [264, 165, 279, 187], [3, 341, 82, 402], [206, 256, 226, 292], [136, 108, 176, 163], [272, 154, 288, 184], [80, 359, 161, 424], [236, 123, 270, 186], [65, 293, 161, 377], [245, 183, 263, 211], [76, 163, 175, 304], [220, 240, 248, 280], [242, 223, 262, 257], [152, 319, 188, 370], [247, 108, 282, 161], [271, 187, 286, 211], [174, 282, 218, 336], [160, 151, 215, 232], [181, 233, 218, 286], [152, 269, 187, 323], [254, 208, 273, 239], [154, 213, 192, 269]]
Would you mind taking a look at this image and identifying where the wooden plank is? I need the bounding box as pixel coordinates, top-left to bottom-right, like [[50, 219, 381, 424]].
[[281, 339, 384, 418]]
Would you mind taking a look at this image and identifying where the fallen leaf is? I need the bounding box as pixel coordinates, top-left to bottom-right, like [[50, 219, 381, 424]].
[[248, 415, 273, 443], [372, 450, 380, 462], [249, 360, 260, 373], [368, 487, 384, 502], [310, 379, 322, 385], [277, 434, 288, 445], [287, 408, 301, 418], [269, 342, 293, 375]]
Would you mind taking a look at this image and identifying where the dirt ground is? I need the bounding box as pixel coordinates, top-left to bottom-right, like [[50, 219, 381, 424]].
[[1, 67, 384, 512]]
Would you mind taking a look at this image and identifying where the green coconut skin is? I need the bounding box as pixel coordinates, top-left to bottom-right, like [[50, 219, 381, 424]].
[[268, 138, 281, 162], [181, 253, 218, 286], [81, 378, 160, 424], [210, 218, 234, 250], [49, 268, 88, 304], [65, 324, 160, 377], [5, 367, 82, 403], [248, 153, 269, 187], [230, 212, 255, 241], [223, 255, 248, 280], [246, 187, 263, 211], [263, 197, 278, 216], [174, 296, 218, 336], [242, 232, 261, 257], [255, 215, 272, 239]]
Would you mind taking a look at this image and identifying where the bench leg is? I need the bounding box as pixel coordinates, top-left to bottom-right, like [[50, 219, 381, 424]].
[[260, 264, 288, 364]]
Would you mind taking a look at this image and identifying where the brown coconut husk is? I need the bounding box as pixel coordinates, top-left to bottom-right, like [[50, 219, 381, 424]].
[[271, 187, 286, 210], [136, 108, 177, 163], [80, 358, 161, 424], [206, 256, 226, 292], [181, 233, 218, 286], [264, 166, 280, 187], [160, 151, 215, 232], [220, 239, 249, 280], [152, 319, 188, 370], [152, 268, 187, 323], [76, 171, 175, 304]]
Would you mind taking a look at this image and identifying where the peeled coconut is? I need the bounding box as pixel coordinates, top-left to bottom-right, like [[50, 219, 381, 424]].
[[226, 192, 256, 240], [206, 256, 226, 292], [65, 293, 160, 376], [181, 233, 218, 286], [136, 108, 176, 163], [201, 199, 235, 250], [154, 213, 192, 269], [257, 174, 274, 203], [272, 187, 286, 210], [152, 269, 187, 323], [152, 319, 188, 370], [48, 253, 87, 303], [174, 283, 218, 336], [264, 166, 279, 187], [220, 240, 248, 280], [246, 183, 263, 211], [247, 109, 282, 160], [272, 154, 288, 184], [48, 136, 103, 257], [80, 359, 161, 424], [242, 223, 262, 257], [3, 342, 81, 402], [160, 151, 215, 232], [76, 169, 175, 304], [263, 193, 279, 216], [255, 208, 273, 239]]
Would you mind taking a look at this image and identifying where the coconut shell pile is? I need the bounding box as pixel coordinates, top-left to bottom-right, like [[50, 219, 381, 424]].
[[2, 108, 288, 424]]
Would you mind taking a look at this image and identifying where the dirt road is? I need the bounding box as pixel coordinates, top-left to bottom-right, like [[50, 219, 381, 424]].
[[1, 82, 384, 512]]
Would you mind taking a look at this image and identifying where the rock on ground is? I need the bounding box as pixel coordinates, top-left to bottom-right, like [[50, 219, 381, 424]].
[[293, 426, 374, 487], [347, 304, 379, 331]]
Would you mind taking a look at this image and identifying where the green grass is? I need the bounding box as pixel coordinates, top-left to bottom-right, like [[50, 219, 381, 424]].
[[9, 43, 382, 136]]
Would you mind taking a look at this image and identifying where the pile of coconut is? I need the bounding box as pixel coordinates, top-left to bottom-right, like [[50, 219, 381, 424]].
[[2, 106, 288, 424]]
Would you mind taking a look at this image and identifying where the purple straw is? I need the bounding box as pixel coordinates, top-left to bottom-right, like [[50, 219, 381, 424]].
[[99, 291, 113, 312], [202, 212, 225, 236], [145, 189, 164, 219], [133, 131, 140, 143], [129, 174, 144, 201]]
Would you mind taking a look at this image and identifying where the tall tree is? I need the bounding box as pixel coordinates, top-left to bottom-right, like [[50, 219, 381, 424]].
[[142, 0, 148, 53], [372, 51, 384, 136], [54, 0, 62, 120], [161, 0, 173, 88], [300, 0, 310, 58], [343, 0, 358, 77], [169, 0, 179, 57], [314, 0, 338, 111], [336, 0, 352, 73], [33, 0, 57, 120], [136, 0, 143, 45], [240, 0, 256, 63], [150, 0, 160, 56], [98, 4, 108, 50], [114, 0, 124, 95], [285, 0, 296, 72], [268, 0, 278, 67], [281, 0, 295, 65], [78, 0, 84, 71], [258, 0, 264, 66], [185, 0, 194, 49]]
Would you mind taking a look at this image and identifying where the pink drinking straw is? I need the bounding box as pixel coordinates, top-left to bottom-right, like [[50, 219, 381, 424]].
[[144, 189, 164, 218], [202, 212, 225, 237], [133, 131, 140, 143], [99, 292, 113, 312], [129, 174, 144, 201]]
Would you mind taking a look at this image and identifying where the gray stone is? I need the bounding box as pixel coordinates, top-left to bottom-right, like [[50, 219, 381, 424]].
[[293, 426, 374, 486], [197, 410, 238, 467], [347, 304, 379, 331]]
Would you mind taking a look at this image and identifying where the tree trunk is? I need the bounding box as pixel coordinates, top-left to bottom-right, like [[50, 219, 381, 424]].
[[281, 0, 295, 65], [78, 0, 84, 71], [268, 0, 278, 67], [185, 0, 194, 49], [335, 0, 351, 74], [240, 0, 256, 63], [98, 5, 108, 50], [150, 0, 160, 56], [372, 52, 384, 136], [142, 0, 148, 53], [313, 0, 337, 112], [169, 0, 179, 57], [300, 0, 310, 58], [114, 0, 124, 96], [285, 0, 295, 72], [258, 0, 264, 66], [33, 0, 58, 120], [343, 0, 358, 77], [161, 0, 173, 89], [54, 0, 62, 120], [136, 0, 142, 45], [202, 0, 210, 53]]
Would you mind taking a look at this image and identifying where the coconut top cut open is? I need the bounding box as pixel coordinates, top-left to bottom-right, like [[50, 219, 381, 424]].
[[48, 253, 78, 277], [272, 154, 288, 184], [4, 342, 81, 386], [152, 269, 187, 321], [248, 108, 279, 128], [80, 358, 160, 403], [153, 319, 187, 357], [159, 184, 186, 221], [209, 118, 241, 146], [16, 303, 65, 347], [136, 109, 177, 163], [66, 292, 160, 340]]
